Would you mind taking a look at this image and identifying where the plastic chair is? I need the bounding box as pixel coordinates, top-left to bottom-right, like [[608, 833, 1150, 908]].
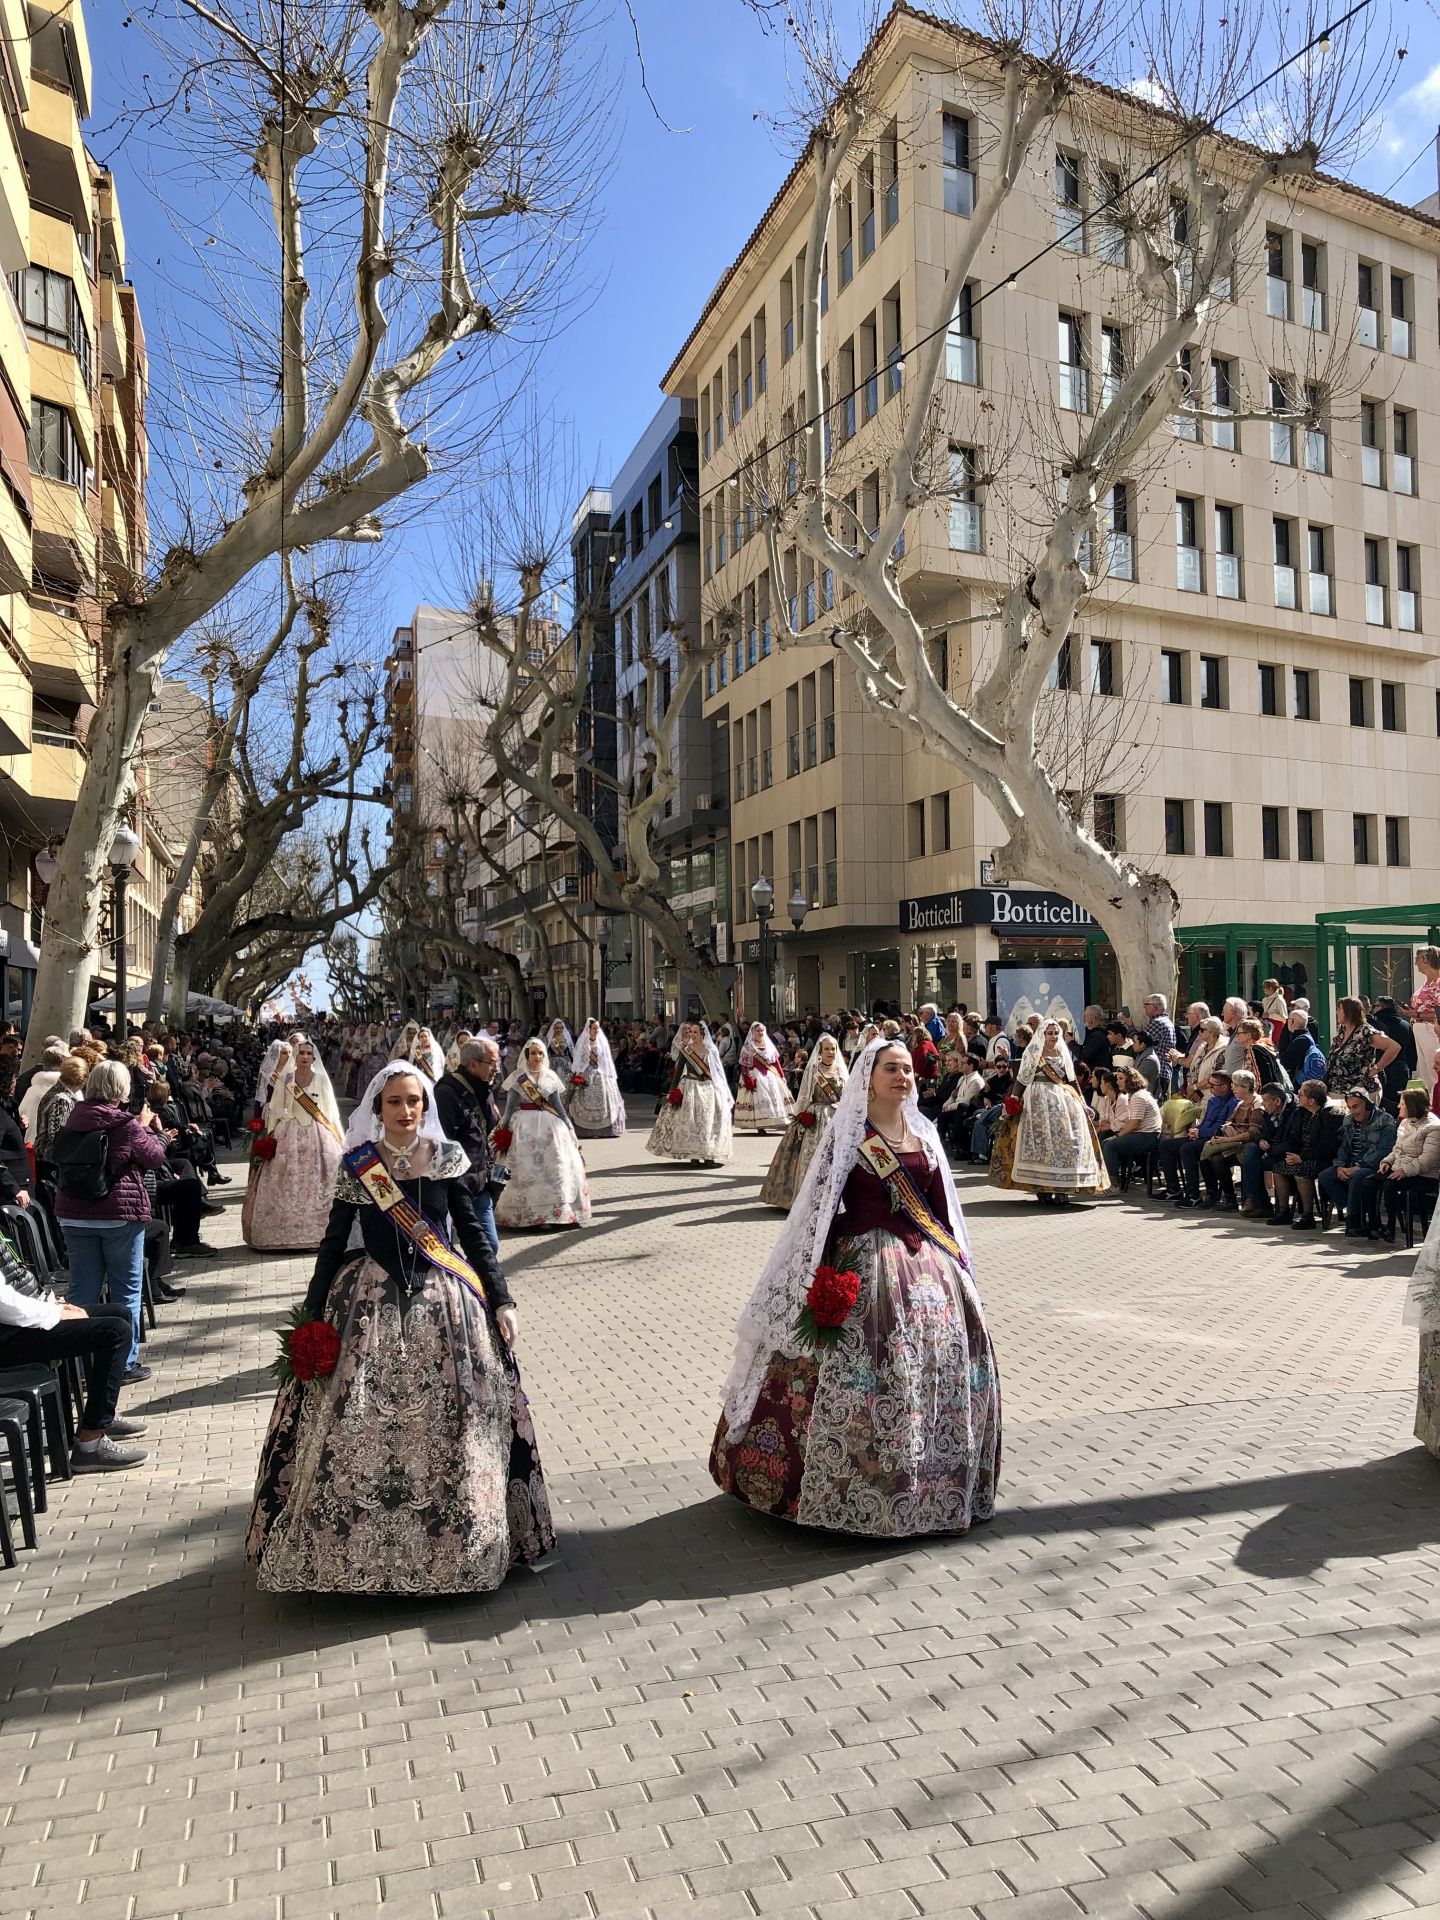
[[2, 1206, 54, 1284], [0, 1395, 36, 1551], [0, 1365, 71, 1504], [1405, 1179, 1439, 1250]]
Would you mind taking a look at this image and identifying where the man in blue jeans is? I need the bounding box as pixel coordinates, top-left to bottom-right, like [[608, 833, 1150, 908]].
[[433, 1037, 503, 1253]]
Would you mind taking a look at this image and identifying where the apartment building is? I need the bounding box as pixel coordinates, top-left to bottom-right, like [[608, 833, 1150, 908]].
[[663, 4, 1440, 1020], [384, 601, 584, 1024], [604, 399, 727, 1021], [0, 0, 159, 1023]]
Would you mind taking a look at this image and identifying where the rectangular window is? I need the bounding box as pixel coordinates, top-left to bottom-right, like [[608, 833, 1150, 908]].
[[13, 265, 91, 379], [1056, 149, 1084, 250], [1090, 638, 1116, 696], [1398, 545, 1420, 631], [1381, 681, 1403, 732], [1386, 815, 1409, 867], [1175, 495, 1201, 592], [1360, 399, 1383, 487], [1093, 792, 1122, 852], [1058, 312, 1087, 411], [1269, 374, 1294, 464], [1164, 798, 1190, 856], [948, 444, 981, 552], [858, 156, 875, 263], [1048, 636, 1074, 692], [1293, 667, 1315, 720], [1353, 812, 1376, 865], [1307, 524, 1332, 616], [1296, 808, 1319, 862], [1160, 648, 1186, 704], [1303, 383, 1328, 473], [837, 189, 854, 288], [1199, 654, 1224, 709], [1391, 272, 1412, 357], [28, 399, 87, 492], [931, 791, 952, 852], [1261, 806, 1285, 861], [1358, 260, 1379, 345], [1364, 537, 1387, 627], [1203, 801, 1228, 857], [880, 121, 899, 230], [1301, 240, 1325, 330], [1258, 663, 1278, 715], [944, 114, 976, 216], [947, 282, 978, 385], [1348, 676, 1371, 728], [1394, 407, 1415, 494], [1214, 504, 1240, 599], [1266, 229, 1289, 318], [1096, 169, 1128, 265], [1105, 482, 1133, 579], [1101, 323, 1125, 410], [907, 798, 926, 859], [1211, 356, 1236, 449]]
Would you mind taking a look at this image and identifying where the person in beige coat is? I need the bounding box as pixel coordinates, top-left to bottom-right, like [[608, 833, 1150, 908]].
[[1379, 1088, 1440, 1240]]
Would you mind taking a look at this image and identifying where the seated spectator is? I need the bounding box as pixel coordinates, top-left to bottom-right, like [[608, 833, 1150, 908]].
[[1278, 1008, 1326, 1088], [1100, 1065, 1162, 1189], [1240, 1081, 1304, 1219], [1235, 1017, 1288, 1093], [1160, 1068, 1236, 1209], [969, 1042, 1014, 1163], [1092, 1069, 1124, 1141], [1159, 1085, 1201, 1147], [939, 1060, 985, 1159], [1377, 1088, 1440, 1241], [1317, 1087, 1397, 1237], [1272, 1079, 1344, 1231], [1199, 1068, 1264, 1210], [0, 1265, 147, 1472]]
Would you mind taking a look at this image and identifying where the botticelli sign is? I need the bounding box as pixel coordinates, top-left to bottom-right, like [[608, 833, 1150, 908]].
[[900, 889, 1095, 933]]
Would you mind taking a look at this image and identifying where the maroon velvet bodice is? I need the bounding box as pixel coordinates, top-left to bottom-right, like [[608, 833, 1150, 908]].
[[827, 1148, 952, 1255]]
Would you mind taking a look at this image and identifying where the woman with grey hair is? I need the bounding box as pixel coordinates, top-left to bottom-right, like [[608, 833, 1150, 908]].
[[53, 1060, 169, 1406]]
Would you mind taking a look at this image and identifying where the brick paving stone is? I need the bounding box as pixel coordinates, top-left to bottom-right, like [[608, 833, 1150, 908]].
[[2, 1119, 1439, 1920]]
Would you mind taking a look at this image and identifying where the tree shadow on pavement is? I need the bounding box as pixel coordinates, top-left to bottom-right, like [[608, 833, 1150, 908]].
[[134, 1362, 278, 1417]]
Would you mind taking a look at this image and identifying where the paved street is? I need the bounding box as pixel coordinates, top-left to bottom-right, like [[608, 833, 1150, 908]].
[[3, 1113, 1438, 1920]]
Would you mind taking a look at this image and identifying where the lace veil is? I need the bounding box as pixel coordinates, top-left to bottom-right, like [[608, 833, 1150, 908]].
[[1018, 1024, 1075, 1086], [266, 1034, 342, 1134], [720, 1036, 972, 1438], [671, 1021, 733, 1110], [795, 1033, 848, 1109], [545, 1019, 575, 1060], [502, 1038, 565, 1101], [345, 1059, 455, 1151], [740, 1022, 779, 1066], [572, 1020, 616, 1082]]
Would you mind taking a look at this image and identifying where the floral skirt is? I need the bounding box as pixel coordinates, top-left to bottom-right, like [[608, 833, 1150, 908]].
[[758, 1111, 828, 1209], [709, 1228, 1001, 1537], [241, 1119, 341, 1251], [570, 1074, 626, 1138], [495, 1109, 591, 1229], [1418, 1332, 1440, 1458], [989, 1084, 1108, 1194], [734, 1071, 793, 1132], [246, 1256, 554, 1594], [646, 1081, 733, 1164]]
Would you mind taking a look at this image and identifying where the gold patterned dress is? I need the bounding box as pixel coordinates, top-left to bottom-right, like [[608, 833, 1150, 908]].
[[988, 1058, 1108, 1196], [759, 1073, 844, 1210]]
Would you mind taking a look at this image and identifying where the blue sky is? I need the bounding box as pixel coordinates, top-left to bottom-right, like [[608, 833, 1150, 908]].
[[85, 0, 1440, 641]]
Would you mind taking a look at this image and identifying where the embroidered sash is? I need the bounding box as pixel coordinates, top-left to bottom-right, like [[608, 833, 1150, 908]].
[[856, 1126, 969, 1265], [343, 1142, 488, 1308], [293, 1084, 343, 1145], [680, 1044, 712, 1080]]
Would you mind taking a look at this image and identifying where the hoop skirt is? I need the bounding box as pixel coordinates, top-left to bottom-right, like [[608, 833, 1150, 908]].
[[495, 1106, 592, 1228], [241, 1114, 342, 1251], [646, 1076, 732, 1164], [735, 1063, 793, 1133], [246, 1255, 553, 1593], [711, 1150, 1001, 1537], [569, 1070, 626, 1138], [988, 1070, 1107, 1195]]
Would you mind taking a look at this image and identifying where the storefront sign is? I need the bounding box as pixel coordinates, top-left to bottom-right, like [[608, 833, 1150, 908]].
[[899, 889, 1095, 933]]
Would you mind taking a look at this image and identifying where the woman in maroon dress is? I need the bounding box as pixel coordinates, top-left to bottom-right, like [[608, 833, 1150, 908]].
[[710, 1037, 1001, 1537]]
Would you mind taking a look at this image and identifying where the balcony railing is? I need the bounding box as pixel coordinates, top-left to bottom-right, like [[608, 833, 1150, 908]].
[[1266, 275, 1290, 319], [1307, 570, 1332, 616], [787, 732, 801, 777], [1395, 452, 1415, 495], [823, 859, 838, 907], [1391, 315, 1412, 357], [1357, 306, 1379, 348], [1107, 531, 1134, 581], [747, 755, 758, 794], [803, 721, 817, 769], [1274, 563, 1297, 609], [806, 863, 820, 907], [733, 762, 745, 801], [1365, 583, 1388, 625], [1215, 553, 1241, 600], [1302, 287, 1325, 330], [1176, 545, 1203, 593], [1362, 445, 1383, 487], [1399, 589, 1419, 632], [947, 333, 977, 385], [1058, 363, 1088, 412], [760, 745, 773, 787], [820, 713, 836, 760]]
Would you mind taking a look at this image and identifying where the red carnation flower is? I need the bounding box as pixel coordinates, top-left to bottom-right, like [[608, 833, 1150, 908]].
[[491, 1125, 513, 1153], [667, 1087, 684, 1107], [288, 1320, 341, 1382], [742, 1070, 756, 1090], [1003, 1093, 1023, 1117], [797, 1110, 816, 1129], [793, 1265, 860, 1351], [247, 1115, 264, 1134]]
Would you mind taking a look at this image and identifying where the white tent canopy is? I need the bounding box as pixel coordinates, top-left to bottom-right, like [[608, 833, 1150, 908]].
[[91, 987, 247, 1020]]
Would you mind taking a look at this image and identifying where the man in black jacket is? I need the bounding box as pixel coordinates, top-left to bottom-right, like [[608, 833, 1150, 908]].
[[433, 1037, 502, 1252]]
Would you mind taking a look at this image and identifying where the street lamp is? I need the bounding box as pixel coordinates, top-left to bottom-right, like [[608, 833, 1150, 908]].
[[788, 886, 809, 932], [750, 873, 774, 1027], [108, 823, 142, 1037], [33, 847, 57, 889]]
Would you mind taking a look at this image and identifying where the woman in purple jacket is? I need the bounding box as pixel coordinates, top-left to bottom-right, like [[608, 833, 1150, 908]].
[[55, 1060, 168, 1383]]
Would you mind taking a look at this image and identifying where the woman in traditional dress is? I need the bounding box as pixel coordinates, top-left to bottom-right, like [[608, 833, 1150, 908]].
[[569, 1018, 626, 1138], [735, 1023, 794, 1135], [359, 1025, 389, 1088], [389, 1020, 420, 1063], [246, 1063, 552, 1594], [408, 1026, 446, 1082], [646, 1022, 733, 1167], [492, 1038, 592, 1229], [541, 1018, 574, 1078], [988, 1020, 1108, 1204], [1406, 1188, 1440, 1454], [241, 1037, 345, 1251], [760, 1032, 848, 1210], [711, 1036, 1001, 1537], [445, 1029, 475, 1074]]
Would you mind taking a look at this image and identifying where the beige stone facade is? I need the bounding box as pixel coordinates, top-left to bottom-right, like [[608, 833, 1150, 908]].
[[663, 7, 1440, 1020]]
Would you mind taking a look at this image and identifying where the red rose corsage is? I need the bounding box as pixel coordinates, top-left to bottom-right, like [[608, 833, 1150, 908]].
[[270, 1306, 341, 1386], [570, 1073, 586, 1087], [251, 1132, 278, 1160], [742, 1070, 757, 1090], [1003, 1093, 1023, 1116], [793, 1265, 860, 1351], [667, 1087, 684, 1107], [246, 1115, 264, 1134], [491, 1125, 513, 1152], [797, 1110, 816, 1129]]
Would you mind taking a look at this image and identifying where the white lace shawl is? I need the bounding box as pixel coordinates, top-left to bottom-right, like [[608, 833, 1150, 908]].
[[345, 1060, 455, 1151], [545, 1020, 575, 1062], [1405, 1197, 1440, 1329], [720, 1037, 972, 1438], [741, 1024, 780, 1067], [1018, 1027, 1076, 1086], [572, 1022, 616, 1082], [503, 1043, 565, 1103], [265, 1038, 342, 1135], [795, 1038, 848, 1110]]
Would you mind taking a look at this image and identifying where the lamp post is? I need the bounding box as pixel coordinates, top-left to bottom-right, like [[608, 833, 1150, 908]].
[[786, 885, 810, 1022], [108, 824, 142, 1038], [522, 953, 539, 1026], [622, 927, 633, 1019], [750, 873, 774, 1027], [596, 914, 612, 1014]]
